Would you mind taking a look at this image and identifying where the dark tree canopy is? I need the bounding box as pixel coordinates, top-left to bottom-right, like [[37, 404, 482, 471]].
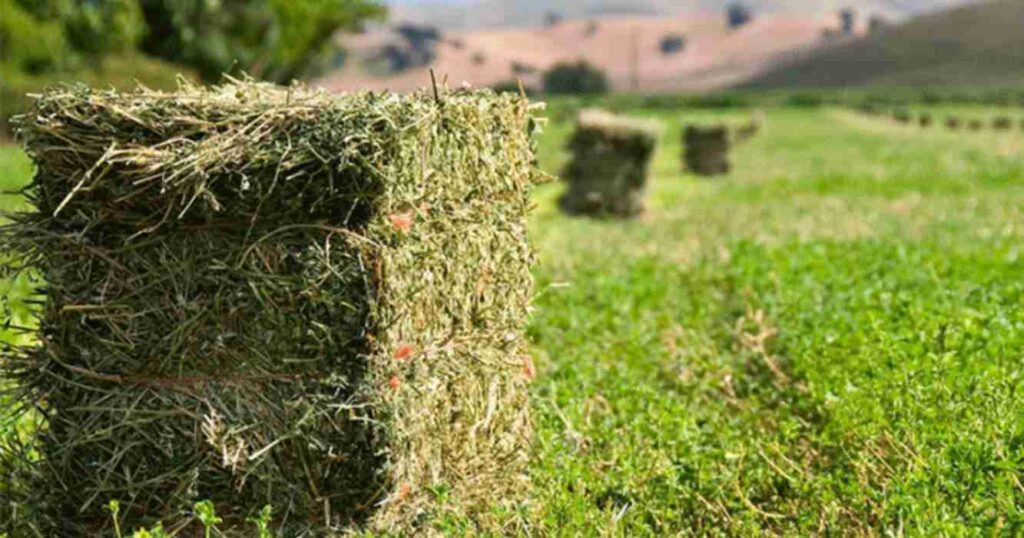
[[727, 3, 753, 30], [660, 34, 687, 55], [542, 61, 609, 95], [840, 8, 856, 35]]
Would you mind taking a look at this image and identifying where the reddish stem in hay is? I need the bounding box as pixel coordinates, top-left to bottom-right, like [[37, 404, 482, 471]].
[[388, 376, 401, 390]]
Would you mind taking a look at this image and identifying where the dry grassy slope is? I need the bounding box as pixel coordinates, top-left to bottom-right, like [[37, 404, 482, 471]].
[[319, 13, 829, 93], [391, 0, 977, 30], [743, 0, 1024, 88]]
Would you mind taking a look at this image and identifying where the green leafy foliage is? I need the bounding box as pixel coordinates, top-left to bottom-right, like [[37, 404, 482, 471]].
[[139, 0, 385, 82], [0, 0, 71, 74]]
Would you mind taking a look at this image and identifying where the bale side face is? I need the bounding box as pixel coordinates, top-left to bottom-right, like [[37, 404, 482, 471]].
[[683, 125, 731, 176], [2, 82, 539, 535], [559, 110, 658, 217]]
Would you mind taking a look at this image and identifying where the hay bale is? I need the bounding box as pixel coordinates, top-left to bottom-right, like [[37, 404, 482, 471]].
[[684, 124, 732, 176], [893, 110, 912, 124], [918, 112, 933, 128], [993, 116, 1013, 130], [732, 114, 764, 144], [559, 109, 658, 217], [1, 81, 541, 535], [945, 116, 963, 130], [968, 118, 985, 131]]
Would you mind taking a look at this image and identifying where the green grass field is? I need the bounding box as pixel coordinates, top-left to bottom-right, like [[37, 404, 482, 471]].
[[3, 104, 1024, 534]]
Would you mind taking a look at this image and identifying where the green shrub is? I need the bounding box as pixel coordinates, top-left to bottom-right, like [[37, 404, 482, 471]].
[[543, 61, 610, 96]]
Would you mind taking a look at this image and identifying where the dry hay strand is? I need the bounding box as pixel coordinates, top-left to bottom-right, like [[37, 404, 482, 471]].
[[945, 116, 963, 130], [993, 116, 1013, 130], [559, 108, 658, 218], [0, 79, 543, 536], [683, 123, 731, 177]]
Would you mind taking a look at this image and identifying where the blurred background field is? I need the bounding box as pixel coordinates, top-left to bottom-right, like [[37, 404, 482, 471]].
[[2, 0, 1024, 534]]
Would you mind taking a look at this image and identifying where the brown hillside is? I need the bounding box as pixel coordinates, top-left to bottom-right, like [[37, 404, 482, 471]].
[[743, 0, 1024, 88], [318, 13, 833, 93]]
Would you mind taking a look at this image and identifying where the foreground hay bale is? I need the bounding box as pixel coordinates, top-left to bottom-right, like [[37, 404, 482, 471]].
[[1, 81, 541, 535], [560, 109, 658, 217], [993, 116, 1013, 130], [945, 116, 963, 130], [684, 124, 732, 176]]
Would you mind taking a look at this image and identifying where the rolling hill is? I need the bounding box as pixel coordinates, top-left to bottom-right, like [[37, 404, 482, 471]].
[[318, 12, 833, 93], [743, 0, 1024, 87], [390, 0, 979, 31]]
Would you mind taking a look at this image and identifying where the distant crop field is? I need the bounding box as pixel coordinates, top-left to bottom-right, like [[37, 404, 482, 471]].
[[3, 102, 1024, 534]]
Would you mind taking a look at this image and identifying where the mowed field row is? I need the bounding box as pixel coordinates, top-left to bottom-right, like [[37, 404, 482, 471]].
[[3, 104, 1024, 534]]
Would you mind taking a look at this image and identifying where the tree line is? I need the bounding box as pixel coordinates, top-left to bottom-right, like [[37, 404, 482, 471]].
[[0, 0, 385, 83]]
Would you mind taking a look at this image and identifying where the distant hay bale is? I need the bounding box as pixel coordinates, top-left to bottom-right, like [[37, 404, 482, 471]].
[[732, 113, 764, 144], [945, 116, 963, 130], [684, 124, 731, 176], [893, 110, 912, 124], [968, 118, 985, 131], [1, 81, 541, 535], [918, 112, 933, 128], [559, 109, 658, 217], [993, 116, 1013, 130]]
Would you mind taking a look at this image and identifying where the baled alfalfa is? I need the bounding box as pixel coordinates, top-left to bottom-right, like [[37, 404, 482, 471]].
[[683, 124, 731, 176], [945, 116, 963, 130], [732, 114, 764, 144], [559, 108, 658, 217], [0, 81, 541, 536], [992, 116, 1013, 130], [893, 110, 912, 124]]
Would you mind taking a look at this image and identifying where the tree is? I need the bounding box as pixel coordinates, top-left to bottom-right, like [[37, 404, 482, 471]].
[[139, 0, 385, 83], [660, 34, 687, 55], [839, 8, 855, 36], [13, 0, 143, 58], [726, 3, 753, 30], [542, 61, 609, 95]]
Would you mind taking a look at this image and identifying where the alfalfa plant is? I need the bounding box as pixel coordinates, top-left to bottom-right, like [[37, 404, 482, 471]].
[[0, 78, 544, 535], [559, 108, 658, 218]]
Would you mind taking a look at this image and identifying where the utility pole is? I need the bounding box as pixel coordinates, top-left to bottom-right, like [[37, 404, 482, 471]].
[[630, 27, 640, 91]]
